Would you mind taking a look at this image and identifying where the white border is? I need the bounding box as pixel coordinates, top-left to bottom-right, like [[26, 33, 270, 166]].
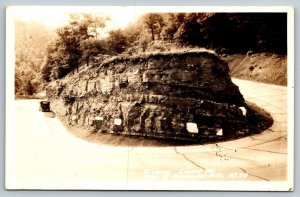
[[287, 7, 295, 192], [5, 6, 17, 190], [5, 6, 294, 191]]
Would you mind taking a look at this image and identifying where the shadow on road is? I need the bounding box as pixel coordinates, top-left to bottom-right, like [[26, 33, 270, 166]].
[[43, 111, 56, 118]]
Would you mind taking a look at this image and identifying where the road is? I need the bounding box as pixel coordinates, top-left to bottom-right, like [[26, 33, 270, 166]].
[[6, 79, 290, 190]]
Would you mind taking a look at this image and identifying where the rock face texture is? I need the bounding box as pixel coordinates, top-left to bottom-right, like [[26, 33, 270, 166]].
[[46, 51, 259, 141]]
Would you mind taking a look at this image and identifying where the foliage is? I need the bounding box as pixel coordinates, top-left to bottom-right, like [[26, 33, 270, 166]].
[[41, 13, 109, 81], [15, 20, 55, 97], [142, 13, 165, 41], [130, 13, 287, 54], [80, 38, 107, 66], [160, 13, 185, 41], [24, 80, 35, 96], [106, 29, 129, 54], [38, 12, 287, 85]]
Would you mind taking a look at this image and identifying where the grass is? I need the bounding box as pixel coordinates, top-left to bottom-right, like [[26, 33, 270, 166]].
[[91, 46, 216, 69]]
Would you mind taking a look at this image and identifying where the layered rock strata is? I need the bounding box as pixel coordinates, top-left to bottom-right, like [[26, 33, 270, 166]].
[[47, 51, 263, 141]]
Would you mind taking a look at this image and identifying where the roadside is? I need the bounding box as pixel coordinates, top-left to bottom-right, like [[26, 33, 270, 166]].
[[223, 52, 287, 86]]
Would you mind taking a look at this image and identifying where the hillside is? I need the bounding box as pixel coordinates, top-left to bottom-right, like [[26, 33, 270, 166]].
[[15, 20, 55, 97], [223, 53, 287, 86]]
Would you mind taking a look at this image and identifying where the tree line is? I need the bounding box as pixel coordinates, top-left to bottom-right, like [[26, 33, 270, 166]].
[[15, 20, 55, 97], [15, 12, 287, 96]]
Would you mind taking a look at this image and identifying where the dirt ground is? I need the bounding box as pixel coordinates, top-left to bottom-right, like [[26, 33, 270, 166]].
[[223, 53, 287, 86], [66, 125, 198, 147]]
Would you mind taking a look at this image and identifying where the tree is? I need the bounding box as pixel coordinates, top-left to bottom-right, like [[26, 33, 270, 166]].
[[142, 13, 165, 41], [15, 20, 55, 96], [80, 38, 107, 67], [160, 13, 185, 41], [41, 58, 52, 82], [43, 13, 109, 80], [41, 40, 70, 80], [15, 70, 23, 95], [106, 29, 128, 54], [173, 13, 208, 45], [25, 80, 35, 96], [83, 14, 109, 38]]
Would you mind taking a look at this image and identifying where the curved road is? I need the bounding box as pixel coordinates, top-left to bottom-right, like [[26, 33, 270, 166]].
[[6, 79, 290, 190]]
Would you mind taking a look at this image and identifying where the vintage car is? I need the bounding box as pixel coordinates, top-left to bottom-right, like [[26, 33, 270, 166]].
[[39, 101, 51, 112]]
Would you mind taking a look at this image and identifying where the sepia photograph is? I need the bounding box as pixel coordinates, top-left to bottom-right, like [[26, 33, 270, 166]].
[[5, 6, 294, 190]]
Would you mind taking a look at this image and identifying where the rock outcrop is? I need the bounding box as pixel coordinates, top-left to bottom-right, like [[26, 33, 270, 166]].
[[46, 50, 267, 141]]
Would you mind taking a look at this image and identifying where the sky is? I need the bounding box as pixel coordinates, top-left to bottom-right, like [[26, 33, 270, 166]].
[[11, 6, 290, 36], [10, 6, 242, 30], [12, 6, 290, 29], [12, 6, 146, 30]]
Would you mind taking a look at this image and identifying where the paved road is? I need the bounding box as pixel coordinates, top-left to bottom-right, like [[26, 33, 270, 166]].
[[6, 79, 290, 190]]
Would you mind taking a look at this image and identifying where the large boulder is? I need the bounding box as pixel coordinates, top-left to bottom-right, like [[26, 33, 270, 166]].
[[47, 50, 261, 141]]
